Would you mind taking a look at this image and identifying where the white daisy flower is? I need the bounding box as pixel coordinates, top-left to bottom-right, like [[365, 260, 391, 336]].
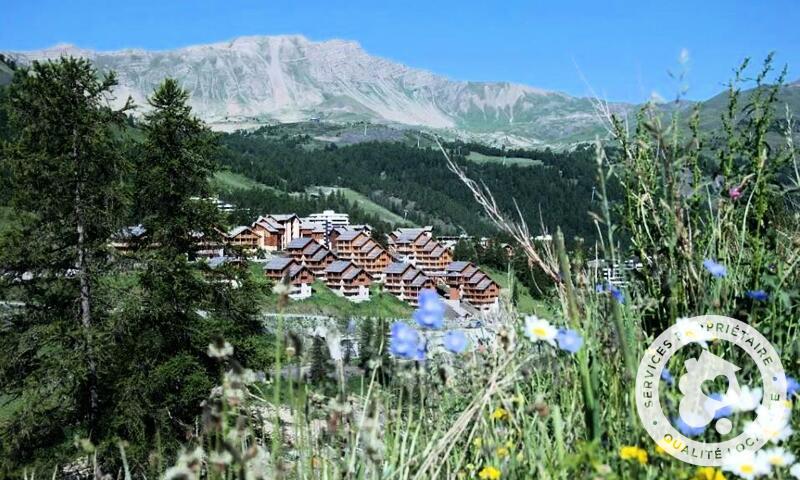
[[722, 450, 771, 479], [674, 317, 713, 347], [757, 447, 796, 467], [207, 340, 234, 359], [725, 385, 763, 412], [745, 404, 793, 443], [790, 463, 800, 479], [523, 316, 557, 346]]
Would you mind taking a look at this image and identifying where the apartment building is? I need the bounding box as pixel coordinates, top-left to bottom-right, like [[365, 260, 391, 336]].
[[324, 260, 372, 302]]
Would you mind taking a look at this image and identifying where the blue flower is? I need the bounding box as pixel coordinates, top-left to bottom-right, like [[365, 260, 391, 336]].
[[706, 392, 733, 419], [746, 290, 769, 302], [555, 328, 583, 354], [703, 259, 727, 278], [661, 368, 674, 386], [389, 322, 422, 359], [595, 283, 605, 293], [673, 416, 706, 437], [442, 330, 468, 354], [607, 284, 625, 304], [785, 376, 799, 398], [414, 288, 445, 329]]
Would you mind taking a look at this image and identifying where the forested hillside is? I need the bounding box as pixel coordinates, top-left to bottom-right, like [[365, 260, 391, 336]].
[[216, 129, 616, 243]]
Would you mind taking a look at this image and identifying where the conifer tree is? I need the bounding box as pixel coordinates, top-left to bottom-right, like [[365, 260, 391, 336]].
[[0, 58, 132, 464]]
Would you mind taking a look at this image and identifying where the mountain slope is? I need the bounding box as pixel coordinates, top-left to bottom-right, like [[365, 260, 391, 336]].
[[5, 35, 633, 146]]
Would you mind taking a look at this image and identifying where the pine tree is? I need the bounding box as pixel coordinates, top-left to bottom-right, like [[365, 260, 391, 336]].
[[104, 78, 268, 464], [309, 335, 330, 384], [0, 58, 132, 465]]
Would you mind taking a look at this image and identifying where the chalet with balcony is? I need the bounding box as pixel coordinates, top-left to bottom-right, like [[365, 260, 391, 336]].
[[251, 216, 283, 251], [227, 225, 261, 251], [286, 237, 337, 278], [263, 257, 314, 300], [329, 228, 392, 280], [263, 214, 301, 249], [383, 261, 434, 305], [299, 221, 326, 243], [324, 260, 372, 302], [388, 228, 453, 278], [445, 261, 500, 310]]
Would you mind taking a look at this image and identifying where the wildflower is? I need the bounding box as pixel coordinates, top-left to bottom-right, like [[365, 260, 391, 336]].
[[791, 463, 800, 479], [208, 450, 233, 471], [472, 437, 483, 448], [495, 447, 509, 458], [555, 328, 583, 354], [675, 317, 713, 347], [721, 451, 770, 480], [746, 290, 769, 301], [728, 186, 743, 200], [207, 339, 234, 359], [607, 284, 625, 304], [272, 280, 290, 296], [673, 415, 706, 437], [523, 316, 557, 346], [705, 392, 733, 419], [786, 376, 799, 398], [389, 322, 423, 360], [745, 404, 793, 443], [727, 385, 763, 412], [694, 466, 726, 480], [414, 289, 445, 329], [703, 259, 727, 278], [478, 466, 501, 480], [595, 283, 605, 293], [443, 330, 468, 354], [619, 445, 648, 465], [490, 407, 509, 421], [757, 447, 795, 467], [163, 465, 195, 480], [661, 368, 674, 386]]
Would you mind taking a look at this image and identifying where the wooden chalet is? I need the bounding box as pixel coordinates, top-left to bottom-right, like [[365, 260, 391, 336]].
[[285, 237, 337, 278], [388, 228, 453, 277], [250, 216, 283, 251], [263, 214, 301, 249], [263, 257, 314, 299], [444, 261, 500, 310], [299, 221, 326, 243], [383, 261, 434, 305], [329, 228, 391, 281], [324, 260, 372, 302]]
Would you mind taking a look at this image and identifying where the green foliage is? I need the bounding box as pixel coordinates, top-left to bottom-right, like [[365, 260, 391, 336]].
[[0, 57, 133, 471], [215, 132, 615, 241]]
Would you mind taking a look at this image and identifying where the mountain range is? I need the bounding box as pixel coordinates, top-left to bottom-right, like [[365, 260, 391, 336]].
[[3, 35, 799, 147]]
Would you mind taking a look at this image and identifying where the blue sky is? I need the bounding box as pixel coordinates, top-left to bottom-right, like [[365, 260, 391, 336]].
[[2, 0, 798, 102]]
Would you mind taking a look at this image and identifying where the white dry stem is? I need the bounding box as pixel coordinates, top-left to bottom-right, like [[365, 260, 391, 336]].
[[436, 138, 559, 283]]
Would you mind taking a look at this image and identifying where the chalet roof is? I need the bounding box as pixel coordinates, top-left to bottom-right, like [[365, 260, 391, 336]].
[[264, 257, 296, 271], [325, 260, 353, 274], [310, 248, 334, 262], [288, 264, 309, 279], [463, 266, 479, 277], [402, 268, 422, 281], [446, 261, 472, 272], [228, 225, 253, 237], [334, 230, 363, 242], [268, 214, 298, 222], [300, 221, 325, 232], [252, 217, 282, 233], [468, 272, 488, 285], [384, 261, 413, 275], [287, 237, 313, 250], [392, 228, 428, 244], [431, 246, 447, 257], [342, 267, 365, 281], [411, 274, 430, 287], [414, 236, 432, 247], [365, 247, 384, 260], [350, 224, 372, 231], [475, 278, 495, 291]]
